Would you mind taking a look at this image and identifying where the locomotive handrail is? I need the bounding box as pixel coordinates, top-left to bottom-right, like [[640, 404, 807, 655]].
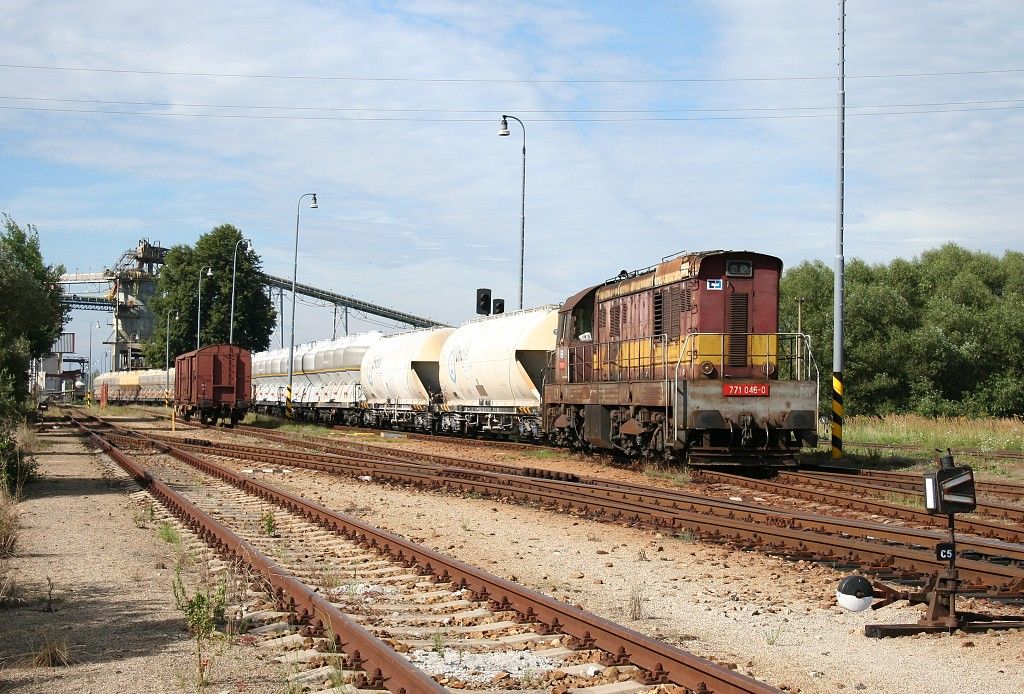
[[671, 332, 820, 444]]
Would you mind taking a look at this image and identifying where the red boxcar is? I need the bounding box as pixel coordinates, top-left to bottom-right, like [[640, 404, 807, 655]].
[[174, 344, 252, 426]]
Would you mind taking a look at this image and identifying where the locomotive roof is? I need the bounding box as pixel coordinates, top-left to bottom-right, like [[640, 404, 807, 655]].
[[559, 250, 782, 311]]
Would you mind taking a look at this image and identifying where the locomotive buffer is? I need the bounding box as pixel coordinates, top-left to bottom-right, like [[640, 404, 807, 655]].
[[837, 451, 1024, 637]]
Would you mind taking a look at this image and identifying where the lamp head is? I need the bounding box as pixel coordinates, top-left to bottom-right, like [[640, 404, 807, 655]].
[[498, 115, 510, 137], [243, 238, 251, 250], [310, 194, 318, 209], [205, 267, 213, 277]]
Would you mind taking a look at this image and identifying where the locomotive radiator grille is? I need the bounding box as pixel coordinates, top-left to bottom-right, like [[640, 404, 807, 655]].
[[728, 293, 749, 367]]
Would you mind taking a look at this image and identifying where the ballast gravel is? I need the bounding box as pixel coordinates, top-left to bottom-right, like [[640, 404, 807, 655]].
[[230, 429, 1024, 694], [406, 646, 562, 684]]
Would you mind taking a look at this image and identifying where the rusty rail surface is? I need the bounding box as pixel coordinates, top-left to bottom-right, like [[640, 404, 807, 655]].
[[836, 440, 1024, 463], [77, 415, 779, 694], [797, 465, 1024, 502], [94, 416, 1024, 593], [72, 416, 445, 694], [777, 471, 1024, 523], [696, 470, 1024, 546]]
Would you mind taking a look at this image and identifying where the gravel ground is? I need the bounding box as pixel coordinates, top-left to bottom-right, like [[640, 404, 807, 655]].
[[52, 417, 1024, 692], [0, 425, 287, 693], [214, 429, 1024, 694]]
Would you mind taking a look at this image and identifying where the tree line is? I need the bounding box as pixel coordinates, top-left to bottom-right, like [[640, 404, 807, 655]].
[[780, 243, 1024, 418], [0, 215, 67, 425]]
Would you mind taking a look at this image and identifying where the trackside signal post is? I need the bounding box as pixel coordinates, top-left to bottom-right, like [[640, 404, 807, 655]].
[[837, 451, 1024, 637]]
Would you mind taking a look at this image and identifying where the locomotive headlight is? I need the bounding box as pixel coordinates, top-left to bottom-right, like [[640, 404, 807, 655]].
[[836, 575, 874, 612], [725, 260, 753, 277], [700, 361, 717, 378], [763, 362, 777, 376]]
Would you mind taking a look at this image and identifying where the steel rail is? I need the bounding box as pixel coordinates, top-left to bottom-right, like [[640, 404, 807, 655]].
[[798, 466, 1024, 502], [840, 440, 1024, 462], [779, 471, 1024, 523], [97, 421, 1024, 591], [72, 417, 445, 694], [150, 427, 1024, 566], [697, 470, 1024, 545], [79, 417, 778, 694]]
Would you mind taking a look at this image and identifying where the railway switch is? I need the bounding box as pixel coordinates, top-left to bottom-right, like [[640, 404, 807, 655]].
[[837, 451, 1024, 637]]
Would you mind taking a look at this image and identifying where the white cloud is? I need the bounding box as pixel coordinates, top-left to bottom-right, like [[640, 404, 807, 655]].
[[3, 0, 1022, 342]]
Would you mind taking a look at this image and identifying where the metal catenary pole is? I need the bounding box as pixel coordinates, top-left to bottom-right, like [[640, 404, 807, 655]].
[[832, 0, 847, 460]]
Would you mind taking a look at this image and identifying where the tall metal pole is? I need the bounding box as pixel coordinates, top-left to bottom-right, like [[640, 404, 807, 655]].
[[287, 193, 317, 419], [197, 266, 213, 351], [332, 304, 337, 340], [343, 306, 348, 336], [229, 238, 249, 345], [832, 0, 847, 460], [278, 288, 284, 348], [88, 321, 99, 396], [165, 310, 177, 407], [499, 115, 526, 309]]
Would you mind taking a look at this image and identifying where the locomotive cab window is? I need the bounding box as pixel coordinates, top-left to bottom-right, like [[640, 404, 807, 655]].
[[725, 260, 753, 278], [573, 306, 593, 340]]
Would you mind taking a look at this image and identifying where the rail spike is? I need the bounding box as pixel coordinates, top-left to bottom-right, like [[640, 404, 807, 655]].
[[637, 662, 670, 685]]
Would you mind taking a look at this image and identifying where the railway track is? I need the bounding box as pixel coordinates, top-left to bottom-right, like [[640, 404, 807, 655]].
[[830, 440, 1024, 463], [84, 414, 1024, 594], [71, 412, 780, 694], [800, 465, 1024, 502], [777, 471, 1024, 523]]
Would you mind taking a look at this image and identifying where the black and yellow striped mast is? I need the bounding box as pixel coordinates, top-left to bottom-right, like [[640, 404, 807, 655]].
[[832, 0, 846, 459]]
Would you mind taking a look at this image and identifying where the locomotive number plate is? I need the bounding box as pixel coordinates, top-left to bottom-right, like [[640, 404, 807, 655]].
[[722, 383, 770, 397]]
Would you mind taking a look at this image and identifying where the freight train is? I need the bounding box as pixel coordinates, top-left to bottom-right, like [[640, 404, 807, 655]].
[[95, 344, 251, 425], [94, 250, 819, 464]]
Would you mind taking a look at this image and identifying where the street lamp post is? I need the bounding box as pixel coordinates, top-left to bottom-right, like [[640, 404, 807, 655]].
[[88, 320, 100, 396], [229, 238, 251, 344], [498, 114, 526, 310], [197, 266, 213, 350], [286, 193, 318, 419], [166, 309, 179, 407]]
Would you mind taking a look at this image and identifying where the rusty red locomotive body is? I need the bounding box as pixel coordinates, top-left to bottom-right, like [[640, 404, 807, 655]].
[[544, 250, 818, 463], [174, 344, 251, 426]]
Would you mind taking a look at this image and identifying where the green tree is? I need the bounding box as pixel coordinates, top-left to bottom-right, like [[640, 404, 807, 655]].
[[143, 224, 275, 366], [780, 243, 1024, 419], [0, 214, 67, 418]]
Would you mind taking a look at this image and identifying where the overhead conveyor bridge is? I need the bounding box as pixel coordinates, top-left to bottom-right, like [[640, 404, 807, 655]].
[[258, 272, 450, 329]]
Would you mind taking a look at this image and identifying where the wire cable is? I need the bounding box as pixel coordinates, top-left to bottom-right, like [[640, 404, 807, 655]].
[[1, 62, 1022, 83], [1, 104, 1021, 121], [2, 94, 1022, 114]]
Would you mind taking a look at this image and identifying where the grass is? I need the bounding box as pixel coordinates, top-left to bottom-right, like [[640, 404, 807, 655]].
[[761, 624, 785, 646], [627, 580, 646, 620], [643, 463, 691, 486], [132, 502, 157, 529], [844, 414, 1024, 452], [158, 522, 182, 546], [27, 634, 72, 667], [260, 511, 277, 537], [522, 449, 559, 460], [882, 492, 925, 509]]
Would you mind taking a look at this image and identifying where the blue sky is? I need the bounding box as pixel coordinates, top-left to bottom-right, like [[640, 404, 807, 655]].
[[2, 1, 1021, 368]]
